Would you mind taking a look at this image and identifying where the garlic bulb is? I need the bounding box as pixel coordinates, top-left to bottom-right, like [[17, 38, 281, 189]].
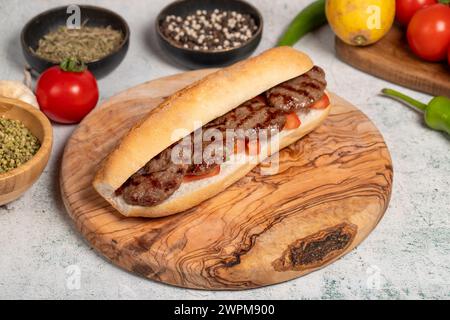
[[0, 81, 38, 108]]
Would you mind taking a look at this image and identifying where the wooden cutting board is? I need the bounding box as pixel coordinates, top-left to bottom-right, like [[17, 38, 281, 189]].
[[336, 24, 450, 97], [60, 69, 393, 290]]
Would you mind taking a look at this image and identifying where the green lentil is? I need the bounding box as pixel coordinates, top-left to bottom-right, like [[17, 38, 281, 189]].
[[0, 117, 40, 174]]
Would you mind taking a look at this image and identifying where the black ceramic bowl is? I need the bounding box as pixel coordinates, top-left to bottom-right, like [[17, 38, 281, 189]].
[[156, 0, 263, 69], [21, 5, 130, 79]]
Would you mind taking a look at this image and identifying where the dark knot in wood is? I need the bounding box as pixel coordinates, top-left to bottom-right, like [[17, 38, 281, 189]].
[[273, 223, 357, 272]]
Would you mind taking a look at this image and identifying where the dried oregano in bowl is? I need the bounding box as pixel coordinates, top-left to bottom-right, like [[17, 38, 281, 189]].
[[33, 25, 124, 63], [0, 118, 41, 174]]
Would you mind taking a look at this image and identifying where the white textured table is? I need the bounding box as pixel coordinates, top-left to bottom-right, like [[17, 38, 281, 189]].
[[0, 0, 448, 300]]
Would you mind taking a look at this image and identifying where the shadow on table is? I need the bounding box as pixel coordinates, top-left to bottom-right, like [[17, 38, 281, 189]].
[[142, 19, 187, 70], [6, 33, 28, 75]]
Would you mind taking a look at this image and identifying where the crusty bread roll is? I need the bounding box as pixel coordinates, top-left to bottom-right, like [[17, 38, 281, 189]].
[[93, 47, 332, 218]]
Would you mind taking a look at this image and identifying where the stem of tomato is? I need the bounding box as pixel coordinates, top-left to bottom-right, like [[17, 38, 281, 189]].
[[60, 57, 87, 73]]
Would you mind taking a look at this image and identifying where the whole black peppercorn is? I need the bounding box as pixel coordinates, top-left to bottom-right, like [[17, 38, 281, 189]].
[[161, 9, 258, 51]]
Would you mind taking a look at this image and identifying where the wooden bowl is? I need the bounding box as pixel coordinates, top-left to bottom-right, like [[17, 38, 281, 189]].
[[0, 97, 53, 205]]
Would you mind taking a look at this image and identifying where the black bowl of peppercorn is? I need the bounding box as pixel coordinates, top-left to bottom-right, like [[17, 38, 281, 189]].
[[21, 5, 130, 79], [156, 0, 263, 69]]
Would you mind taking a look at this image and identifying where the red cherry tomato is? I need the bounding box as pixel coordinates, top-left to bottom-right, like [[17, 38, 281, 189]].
[[395, 0, 436, 26], [448, 45, 450, 65], [36, 60, 99, 124], [407, 4, 450, 62]]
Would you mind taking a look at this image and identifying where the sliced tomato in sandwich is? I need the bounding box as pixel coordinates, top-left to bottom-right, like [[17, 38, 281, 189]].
[[310, 94, 330, 109], [183, 165, 221, 183], [284, 113, 301, 130], [246, 139, 260, 156]]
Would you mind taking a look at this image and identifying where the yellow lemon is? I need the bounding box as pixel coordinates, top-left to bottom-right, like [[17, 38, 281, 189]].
[[326, 0, 395, 46]]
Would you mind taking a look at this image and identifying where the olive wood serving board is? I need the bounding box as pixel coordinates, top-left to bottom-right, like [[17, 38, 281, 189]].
[[336, 24, 450, 97], [60, 69, 393, 290]]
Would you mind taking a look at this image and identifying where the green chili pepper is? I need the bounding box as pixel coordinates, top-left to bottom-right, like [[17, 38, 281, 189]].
[[382, 88, 450, 135], [277, 0, 327, 47]]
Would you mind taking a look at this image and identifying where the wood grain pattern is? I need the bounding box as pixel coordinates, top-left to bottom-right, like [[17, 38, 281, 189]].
[[0, 97, 52, 205], [336, 24, 450, 97], [60, 69, 393, 290]]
